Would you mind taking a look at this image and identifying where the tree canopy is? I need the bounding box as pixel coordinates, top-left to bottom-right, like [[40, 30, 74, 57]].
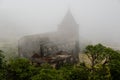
[[0, 43, 120, 80]]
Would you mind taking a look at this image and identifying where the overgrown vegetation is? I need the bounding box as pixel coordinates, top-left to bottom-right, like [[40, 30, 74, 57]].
[[0, 44, 120, 80]]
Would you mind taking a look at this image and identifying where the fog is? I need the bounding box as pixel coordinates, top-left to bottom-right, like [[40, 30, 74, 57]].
[[0, 0, 120, 49]]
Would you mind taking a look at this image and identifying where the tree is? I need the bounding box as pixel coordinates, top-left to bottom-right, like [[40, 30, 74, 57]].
[[0, 50, 6, 80], [31, 69, 62, 80], [0, 50, 4, 68], [58, 63, 88, 80], [31, 63, 63, 80], [6, 58, 36, 80], [108, 50, 120, 80], [68, 64, 89, 80], [85, 44, 111, 80], [85, 44, 107, 69]]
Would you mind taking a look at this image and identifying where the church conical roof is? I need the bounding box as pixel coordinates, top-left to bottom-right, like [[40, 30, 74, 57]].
[[58, 9, 79, 37], [60, 10, 77, 26]]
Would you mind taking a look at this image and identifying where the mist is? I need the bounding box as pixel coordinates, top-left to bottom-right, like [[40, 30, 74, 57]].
[[0, 0, 120, 49]]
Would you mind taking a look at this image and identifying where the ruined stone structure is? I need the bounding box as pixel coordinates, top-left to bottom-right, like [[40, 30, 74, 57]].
[[30, 51, 76, 68], [18, 10, 80, 59]]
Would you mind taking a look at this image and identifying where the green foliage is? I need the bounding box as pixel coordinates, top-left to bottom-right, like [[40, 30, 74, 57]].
[[68, 66, 88, 80], [59, 63, 88, 80], [31, 69, 62, 80], [88, 65, 111, 80], [109, 50, 120, 80], [85, 44, 107, 66], [6, 58, 36, 80], [85, 44, 112, 80], [0, 50, 4, 68], [0, 50, 6, 80], [0, 44, 120, 80], [40, 63, 53, 69]]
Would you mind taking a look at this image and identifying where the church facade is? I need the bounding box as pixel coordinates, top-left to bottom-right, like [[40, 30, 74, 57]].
[[18, 10, 80, 58]]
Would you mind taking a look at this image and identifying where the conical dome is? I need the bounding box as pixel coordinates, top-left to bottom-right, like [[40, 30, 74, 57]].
[[58, 10, 79, 34], [60, 10, 77, 26]]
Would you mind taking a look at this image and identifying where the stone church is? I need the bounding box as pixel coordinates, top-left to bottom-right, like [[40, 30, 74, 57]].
[[18, 10, 80, 58]]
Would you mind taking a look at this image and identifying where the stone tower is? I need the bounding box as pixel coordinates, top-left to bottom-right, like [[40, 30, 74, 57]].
[[58, 10, 80, 54]]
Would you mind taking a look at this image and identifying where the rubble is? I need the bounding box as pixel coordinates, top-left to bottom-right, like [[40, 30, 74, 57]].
[[30, 51, 77, 68]]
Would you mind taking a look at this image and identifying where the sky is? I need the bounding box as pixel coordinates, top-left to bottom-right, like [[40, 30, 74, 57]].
[[0, 0, 120, 48]]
